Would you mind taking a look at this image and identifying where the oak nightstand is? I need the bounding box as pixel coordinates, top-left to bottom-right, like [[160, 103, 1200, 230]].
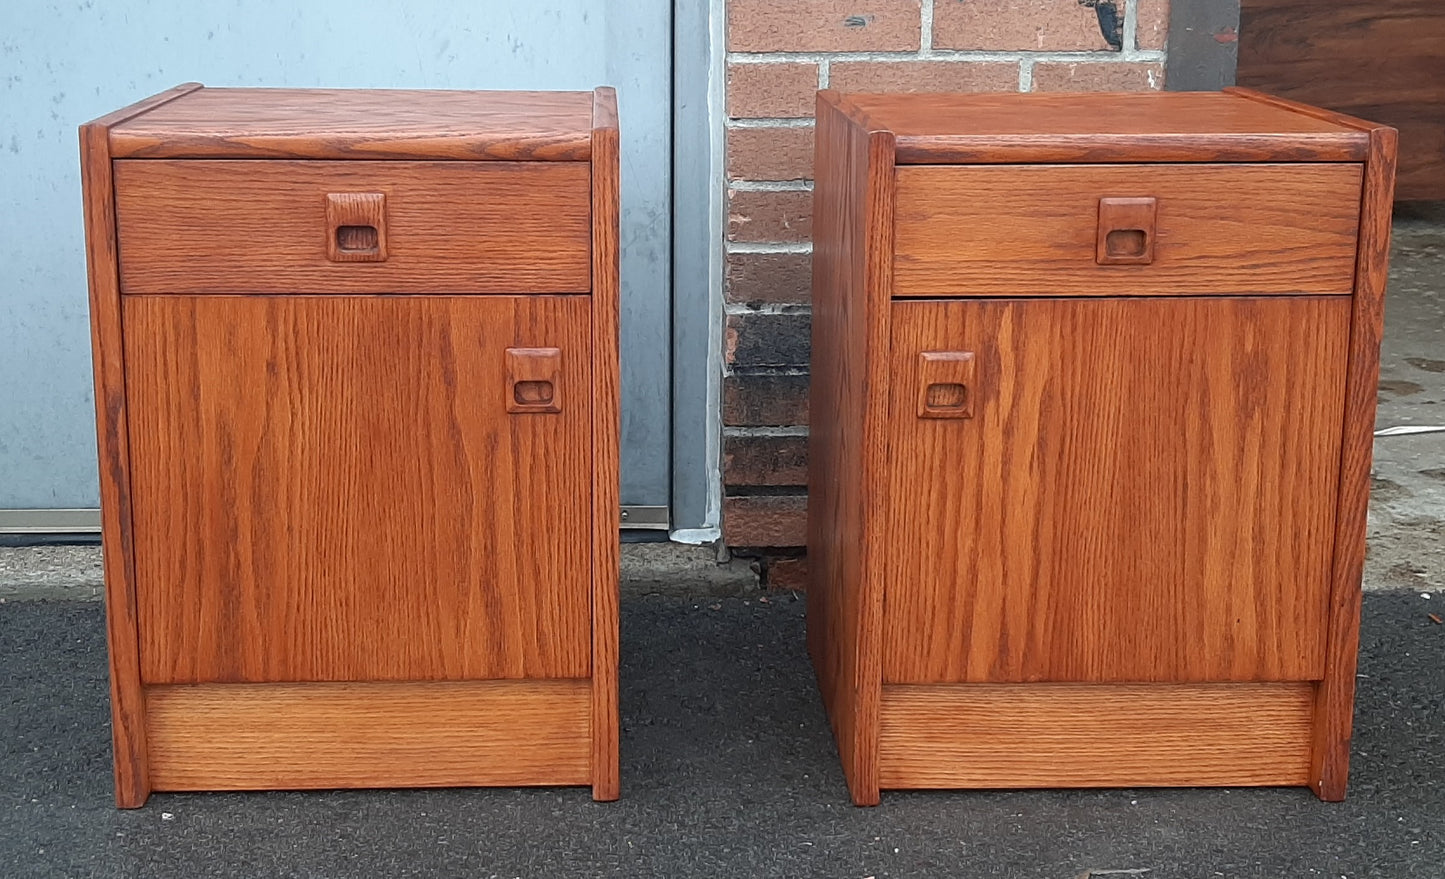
[[807, 88, 1396, 805], [81, 84, 620, 806]]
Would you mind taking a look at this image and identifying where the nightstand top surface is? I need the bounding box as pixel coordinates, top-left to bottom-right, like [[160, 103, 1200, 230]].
[[102, 86, 601, 161], [827, 90, 1377, 163]]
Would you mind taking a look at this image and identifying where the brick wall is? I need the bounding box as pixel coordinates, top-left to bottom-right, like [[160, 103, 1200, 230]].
[[722, 0, 1169, 562]]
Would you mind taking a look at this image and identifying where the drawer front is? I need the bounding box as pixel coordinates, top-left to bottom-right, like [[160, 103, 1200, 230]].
[[124, 294, 593, 684], [882, 296, 1350, 684], [893, 163, 1362, 297], [114, 160, 591, 294]]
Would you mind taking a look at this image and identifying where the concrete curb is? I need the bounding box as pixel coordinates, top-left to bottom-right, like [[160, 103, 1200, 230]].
[[0, 541, 762, 602]]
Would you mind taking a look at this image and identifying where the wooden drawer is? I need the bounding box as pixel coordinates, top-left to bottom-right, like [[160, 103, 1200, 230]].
[[892, 163, 1362, 297], [114, 160, 592, 295]]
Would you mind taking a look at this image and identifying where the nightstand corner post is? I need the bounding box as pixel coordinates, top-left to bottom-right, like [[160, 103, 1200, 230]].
[[1310, 123, 1398, 802], [589, 86, 622, 803], [806, 93, 896, 806]]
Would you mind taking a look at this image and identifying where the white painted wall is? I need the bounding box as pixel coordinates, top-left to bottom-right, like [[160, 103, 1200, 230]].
[[0, 1, 671, 509]]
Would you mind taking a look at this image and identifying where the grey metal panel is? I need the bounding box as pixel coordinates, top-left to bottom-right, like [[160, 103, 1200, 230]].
[[1165, 0, 1240, 90], [0, 1, 671, 510], [604, 5, 674, 510], [669, 0, 725, 538], [0, 509, 100, 535]]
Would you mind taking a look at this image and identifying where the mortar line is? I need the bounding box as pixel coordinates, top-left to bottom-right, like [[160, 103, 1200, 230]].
[[723, 425, 812, 438], [920, 0, 935, 56], [728, 49, 1163, 64], [726, 117, 815, 129], [729, 179, 814, 190], [729, 179, 814, 192], [1121, 0, 1141, 58], [726, 241, 813, 255], [724, 302, 812, 316]]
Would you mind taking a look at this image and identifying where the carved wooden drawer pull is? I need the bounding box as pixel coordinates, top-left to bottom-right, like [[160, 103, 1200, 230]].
[[325, 192, 387, 262], [1096, 196, 1157, 265]]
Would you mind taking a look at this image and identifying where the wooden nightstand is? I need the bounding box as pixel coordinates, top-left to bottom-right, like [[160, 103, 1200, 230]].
[[80, 84, 620, 807], [807, 89, 1396, 805]]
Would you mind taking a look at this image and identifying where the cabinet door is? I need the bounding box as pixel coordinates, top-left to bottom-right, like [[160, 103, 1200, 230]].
[[124, 295, 592, 684], [883, 297, 1350, 684]]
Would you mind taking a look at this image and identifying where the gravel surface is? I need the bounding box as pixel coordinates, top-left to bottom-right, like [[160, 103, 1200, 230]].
[[2, 593, 1442, 878]]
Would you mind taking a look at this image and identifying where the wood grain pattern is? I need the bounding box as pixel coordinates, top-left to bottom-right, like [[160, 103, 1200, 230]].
[[824, 91, 1370, 164], [80, 82, 204, 809], [878, 683, 1315, 789], [1311, 125, 1399, 801], [123, 295, 593, 684], [146, 680, 591, 790], [1095, 197, 1157, 266], [324, 191, 388, 263], [806, 94, 895, 807], [109, 88, 595, 161], [87, 85, 618, 803], [882, 297, 1351, 684], [1236, 1, 1445, 199], [915, 351, 976, 420], [1223, 87, 1382, 135], [893, 163, 1362, 297], [808, 90, 1392, 802], [114, 160, 591, 295], [588, 86, 622, 803], [505, 347, 564, 414]]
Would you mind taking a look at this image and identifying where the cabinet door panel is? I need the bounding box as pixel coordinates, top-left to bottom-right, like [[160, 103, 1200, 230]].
[[883, 297, 1350, 684], [125, 295, 591, 683]]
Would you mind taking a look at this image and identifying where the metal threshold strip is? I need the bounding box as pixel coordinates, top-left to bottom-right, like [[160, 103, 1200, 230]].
[[619, 505, 669, 530]]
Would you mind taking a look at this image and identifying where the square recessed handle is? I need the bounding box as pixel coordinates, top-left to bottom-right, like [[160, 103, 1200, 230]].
[[917, 351, 975, 419], [1096, 196, 1157, 265], [506, 347, 562, 414], [326, 192, 387, 262]]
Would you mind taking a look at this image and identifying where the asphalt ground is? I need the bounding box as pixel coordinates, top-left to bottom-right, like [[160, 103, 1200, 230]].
[[2, 592, 1442, 879]]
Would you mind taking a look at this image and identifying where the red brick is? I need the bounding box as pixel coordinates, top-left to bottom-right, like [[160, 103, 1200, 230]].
[[1136, 0, 1169, 50], [726, 252, 812, 305], [933, 0, 1119, 51], [724, 494, 807, 547], [828, 60, 1019, 94], [1031, 61, 1164, 92], [728, 189, 814, 243], [765, 555, 810, 590], [728, 63, 819, 119], [727, 126, 815, 181], [725, 313, 811, 369], [729, 0, 922, 52], [724, 433, 809, 486], [723, 374, 810, 427]]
